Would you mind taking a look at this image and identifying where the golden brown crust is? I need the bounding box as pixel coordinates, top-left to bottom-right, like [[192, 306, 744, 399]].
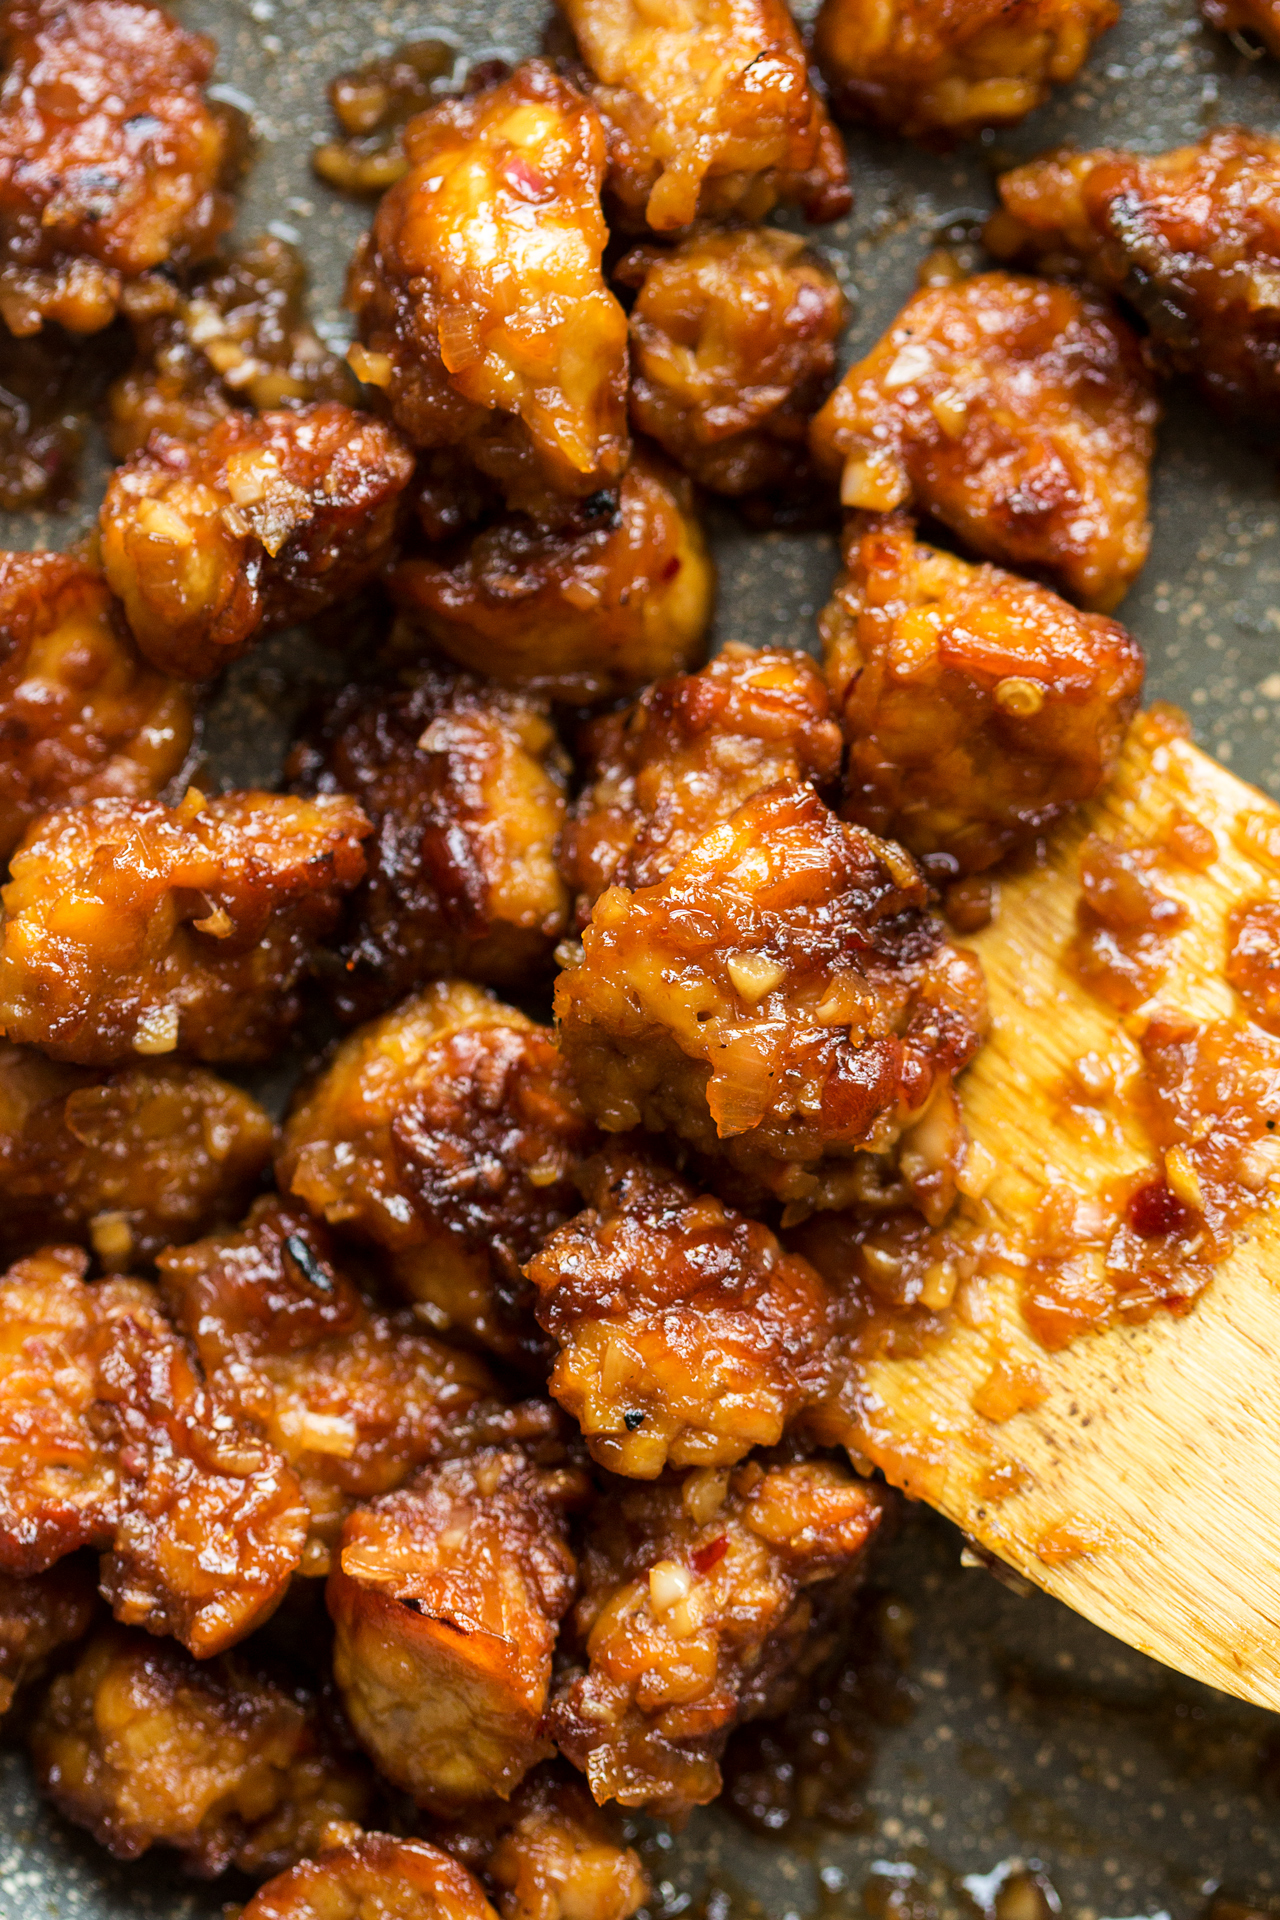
[[808, 269, 1159, 611], [560, 642, 842, 922], [243, 1833, 500, 1920], [278, 983, 597, 1369], [0, 550, 194, 861], [389, 451, 714, 706], [347, 60, 629, 525], [555, 782, 987, 1214], [814, 0, 1117, 145], [99, 403, 414, 679], [30, 1622, 372, 1874], [549, 1458, 885, 1814], [465, 1767, 650, 1920], [821, 513, 1145, 876], [328, 1451, 580, 1812], [0, 1043, 275, 1270], [293, 669, 569, 1021], [0, 1559, 96, 1716], [987, 128, 1280, 425], [0, 787, 370, 1067]]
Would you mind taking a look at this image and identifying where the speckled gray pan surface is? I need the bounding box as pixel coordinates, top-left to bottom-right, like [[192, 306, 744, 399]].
[[4, 0, 1280, 1915]]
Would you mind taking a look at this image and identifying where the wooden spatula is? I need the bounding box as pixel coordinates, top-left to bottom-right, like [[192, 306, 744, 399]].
[[852, 710, 1280, 1709]]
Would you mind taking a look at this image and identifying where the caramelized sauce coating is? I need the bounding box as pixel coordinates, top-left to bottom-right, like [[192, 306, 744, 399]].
[[0, 551, 194, 862], [821, 513, 1144, 876], [243, 1833, 499, 1920], [1226, 896, 1280, 1026], [158, 1198, 495, 1572], [1066, 831, 1189, 1012], [389, 451, 714, 706], [987, 129, 1280, 424], [279, 983, 598, 1369], [620, 226, 848, 496], [312, 40, 459, 196], [558, 0, 851, 232], [560, 642, 842, 922], [0, 1559, 96, 1715], [347, 60, 629, 525], [808, 270, 1159, 611], [0, 1044, 275, 1270], [0, 1247, 308, 1651], [0, 0, 241, 337], [0, 324, 121, 510], [813, 0, 1117, 145], [30, 1622, 371, 1874], [293, 669, 569, 1021], [549, 1458, 885, 1815], [100, 403, 414, 680], [527, 1152, 849, 1475], [555, 783, 987, 1213], [0, 788, 370, 1067], [466, 1767, 650, 1920], [328, 1450, 580, 1812], [1202, 0, 1280, 55]]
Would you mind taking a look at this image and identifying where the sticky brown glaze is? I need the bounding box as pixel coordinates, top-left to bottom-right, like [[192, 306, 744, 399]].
[[0, 1559, 96, 1715], [158, 1197, 495, 1574], [312, 39, 458, 196], [808, 269, 1159, 611], [813, 0, 1117, 146], [0, 787, 370, 1067], [527, 1151, 851, 1476], [435, 1765, 650, 1920], [1202, 0, 1280, 55], [549, 1457, 885, 1815], [243, 1834, 499, 1920], [328, 1450, 581, 1812], [0, 323, 122, 510], [99, 403, 414, 679], [620, 226, 848, 496], [560, 642, 842, 923], [555, 782, 987, 1216], [347, 60, 629, 526], [1066, 831, 1190, 1012], [0, 1044, 274, 1271], [0, 1246, 308, 1652], [30, 1622, 372, 1874], [821, 513, 1144, 877], [558, 0, 851, 232], [389, 451, 714, 706], [0, 0, 242, 337], [279, 983, 597, 1369], [1227, 896, 1280, 1026], [0, 551, 194, 862], [987, 129, 1280, 425], [292, 669, 569, 1021]]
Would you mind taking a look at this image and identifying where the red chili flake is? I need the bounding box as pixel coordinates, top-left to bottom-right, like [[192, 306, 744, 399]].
[[1127, 1179, 1193, 1240], [691, 1534, 728, 1575], [503, 156, 549, 201], [661, 555, 682, 582]]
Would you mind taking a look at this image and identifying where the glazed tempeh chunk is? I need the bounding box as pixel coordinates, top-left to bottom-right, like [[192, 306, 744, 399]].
[[0, 1247, 307, 1652], [0, 0, 241, 337], [390, 451, 714, 706], [279, 983, 597, 1368], [0, 1044, 275, 1270], [987, 129, 1280, 425], [100, 403, 414, 680], [550, 1458, 885, 1814], [347, 60, 629, 525], [822, 513, 1145, 876], [0, 788, 370, 1066], [0, 1559, 96, 1715], [0, 551, 193, 862], [293, 669, 569, 1021], [555, 783, 987, 1213], [813, 0, 1118, 146], [158, 1198, 495, 1571], [527, 1152, 849, 1475], [459, 1766, 650, 1920], [30, 1622, 372, 1874], [808, 270, 1159, 610], [558, 0, 850, 232], [244, 1834, 499, 1920], [560, 642, 842, 921], [328, 1450, 580, 1811], [620, 226, 848, 496]]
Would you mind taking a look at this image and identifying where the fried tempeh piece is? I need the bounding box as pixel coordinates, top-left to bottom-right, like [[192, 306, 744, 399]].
[[0, 1559, 96, 1715], [243, 1834, 500, 1920], [348, 60, 629, 525], [0, 551, 193, 862], [435, 1765, 650, 1920], [100, 403, 414, 679], [550, 1458, 885, 1815], [821, 513, 1144, 876], [30, 1621, 372, 1874], [809, 269, 1159, 610], [328, 1450, 581, 1811], [0, 788, 370, 1066]]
